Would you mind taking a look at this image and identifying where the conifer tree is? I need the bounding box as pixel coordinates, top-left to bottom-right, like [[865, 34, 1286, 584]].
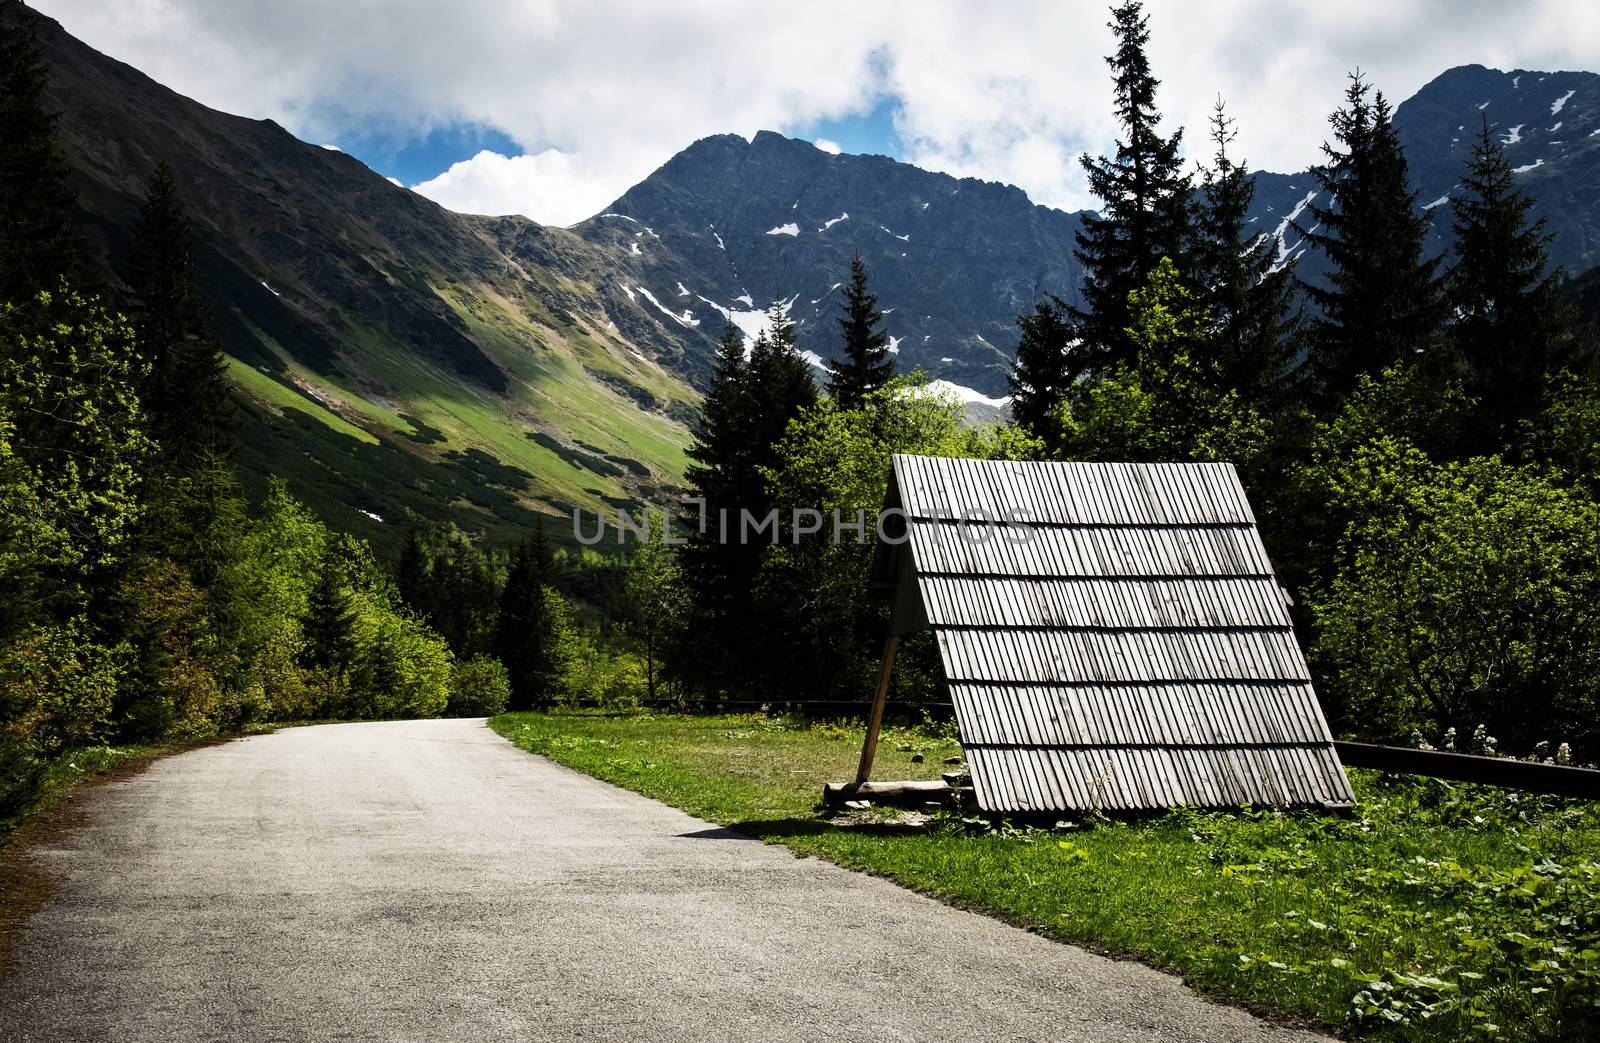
[[1007, 295, 1075, 451], [396, 528, 430, 614], [747, 301, 819, 444], [0, 2, 84, 305], [495, 524, 555, 711], [684, 321, 754, 512], [1071, 0, 1193, 375], [1444, 119, 1581, 447], [680, 306, 816, 696], [1192, 100, 1303, 408], [128, 162, 231, 462], [1298, 72, 1443, 401], [302, 548, 358, 675], [827, 255, 893, 408]]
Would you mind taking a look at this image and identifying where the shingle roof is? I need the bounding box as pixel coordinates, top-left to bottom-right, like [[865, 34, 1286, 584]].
[[874, 454, 1353, 813]]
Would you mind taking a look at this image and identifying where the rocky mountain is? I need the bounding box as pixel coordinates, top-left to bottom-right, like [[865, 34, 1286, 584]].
[[576, 131, 1085, 406], [30, 2, 699, 552], [1258, 64, 1600, 285], [589, 66, 1600, 400]]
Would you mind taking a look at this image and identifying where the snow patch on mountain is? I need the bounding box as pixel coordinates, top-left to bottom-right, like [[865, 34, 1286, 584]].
[[260, 281, 281, 297], [1477, 100, 1491, 110], [600, 212, 638, 223], [711, 226, 725, 250], [634, 286, 700, 328], [1549, 122, 1563, 132], [1551, 89, 1576, 115], [1271, 190, 1317, 269], [1423, 194, 1450, 210], [736, 293, 754, 307], [880, 225, 910, 242], [799, 349, 828, 370], [1502, 124, 1524, 145], [676, 282, 690, 296], [887, 336, 901, 354], [766, 222, 799, 236], [920, 379, 1009, 409], [819, 212, 849, 232], [630, 241, 641, 256], [1513, 158, 1545, 174]]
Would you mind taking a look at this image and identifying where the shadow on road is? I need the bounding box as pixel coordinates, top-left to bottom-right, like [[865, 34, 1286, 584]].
[[678, 817, 931, 842]]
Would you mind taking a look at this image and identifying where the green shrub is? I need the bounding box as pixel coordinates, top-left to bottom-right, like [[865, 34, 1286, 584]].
[[447, 657, 510, 717]]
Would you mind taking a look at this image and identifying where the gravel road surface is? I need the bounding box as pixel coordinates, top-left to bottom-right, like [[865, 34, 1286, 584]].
[[0, 718, 1329, 1041]]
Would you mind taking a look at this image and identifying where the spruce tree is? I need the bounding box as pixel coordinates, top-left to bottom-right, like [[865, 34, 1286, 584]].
[[128, 162, 231, 462], [396, 528, 430, 615], [1444, 119, 1580, 448], [0, 1, 84, 306], [1071, 0, 1193, 375], [684, 320, 754, 512], [747, 301, 819, 446], [1007, 295, 1075, 450], [827, 255, 893, 408], [1298, 72, 1443, 401], [681, 307, 816, 697], [1192, 100, 1302, 408], [495, 524, 555, 711], [302, 548, 358, 675]]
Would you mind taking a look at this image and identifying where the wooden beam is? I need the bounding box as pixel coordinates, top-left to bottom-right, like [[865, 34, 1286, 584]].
[[855, 633, 899, 783], [1334, 741, 1600, 798]]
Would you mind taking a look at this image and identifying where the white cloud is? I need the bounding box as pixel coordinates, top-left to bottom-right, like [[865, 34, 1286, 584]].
[[385, 176, 403, 188], [814, 137, 842, 155], [32, 1, 1600, 223]]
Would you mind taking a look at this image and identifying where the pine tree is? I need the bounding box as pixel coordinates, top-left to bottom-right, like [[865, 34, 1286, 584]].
[[1007, 295, 1075, 450], [495, 520, 555, 710], [1071, 0, 1193, 375], [684, 321, 754, 512], [680, 306, 816, 697], [0, 2, 84, 306], [1298, 72, 1443, 401], [1192, 100, 1303, 408], [827, 255, 893, 408], [302, 547, 358, 675], [1444, 119, 1580, 448], [396, 528, 429, 615], [747, 301, 819, 445], [128, 162, 231, 462]]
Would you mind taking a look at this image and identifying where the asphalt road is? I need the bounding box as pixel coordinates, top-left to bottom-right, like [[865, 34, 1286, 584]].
[[0, 719, 1329, 1042]]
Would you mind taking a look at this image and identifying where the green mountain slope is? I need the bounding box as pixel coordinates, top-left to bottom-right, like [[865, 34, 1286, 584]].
[[30, 4, 698, 553]]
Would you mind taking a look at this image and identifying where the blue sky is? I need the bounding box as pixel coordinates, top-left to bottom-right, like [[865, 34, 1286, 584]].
[[33, 0, 1600, 226]]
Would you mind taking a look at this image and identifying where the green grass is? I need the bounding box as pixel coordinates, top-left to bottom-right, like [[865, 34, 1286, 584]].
[[490, 711, 1600, 1042]]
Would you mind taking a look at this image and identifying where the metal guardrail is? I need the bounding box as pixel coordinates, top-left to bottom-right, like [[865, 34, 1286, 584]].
[[1334, 741, 1600, 799]]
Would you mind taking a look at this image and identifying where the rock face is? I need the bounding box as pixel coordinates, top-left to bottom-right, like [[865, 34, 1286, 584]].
[[576, 131, 1087, 399]]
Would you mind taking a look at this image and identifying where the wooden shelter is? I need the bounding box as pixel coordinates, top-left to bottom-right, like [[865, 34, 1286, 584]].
[[863, 454, 1353, 814]]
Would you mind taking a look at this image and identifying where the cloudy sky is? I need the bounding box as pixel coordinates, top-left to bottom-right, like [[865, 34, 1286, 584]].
[[34, 0, 1600, 227]]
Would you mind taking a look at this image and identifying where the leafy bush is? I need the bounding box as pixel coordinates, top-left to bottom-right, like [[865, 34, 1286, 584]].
[[447, 657, 510, 717], [1307, 440, 1600, 753]]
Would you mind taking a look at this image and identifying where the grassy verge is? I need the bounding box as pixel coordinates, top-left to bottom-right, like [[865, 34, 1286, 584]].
[[491, 711, 1600, 1042]]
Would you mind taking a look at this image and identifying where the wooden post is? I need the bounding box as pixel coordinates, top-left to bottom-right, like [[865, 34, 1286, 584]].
[[855, 634, 899, 783]]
